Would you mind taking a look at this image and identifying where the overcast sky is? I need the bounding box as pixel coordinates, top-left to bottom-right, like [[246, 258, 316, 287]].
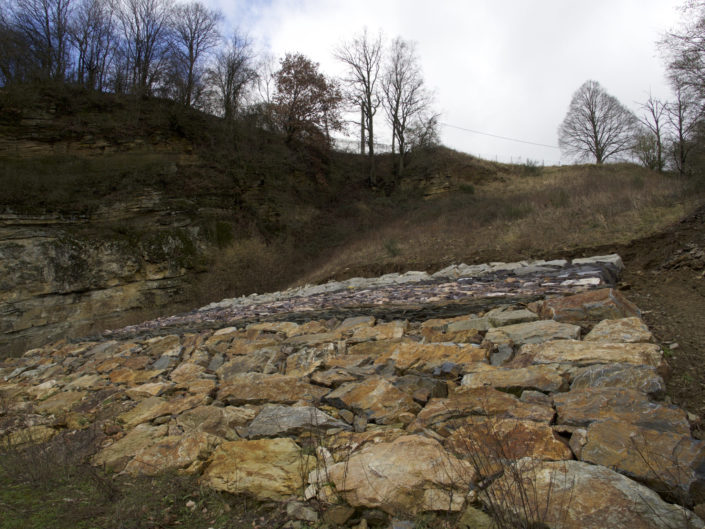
[[207, 0, 682, 165]]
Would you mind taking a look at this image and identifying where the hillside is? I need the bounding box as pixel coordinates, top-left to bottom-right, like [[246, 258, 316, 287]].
[[0, 86, 702, 359]]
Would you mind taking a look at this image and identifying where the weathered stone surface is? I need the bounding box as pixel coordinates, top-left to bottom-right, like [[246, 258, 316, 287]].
[[109, 368, 163, 386], [216, 348, 283, 378], [325, 435, 475, 514], [446, 416, 572, 461], [570, 363, 665, 396], [34, 390, 86, 415], [246, 405, 350, 438], [125, 381, 174, 400], [408, 387, 555, 434], [393, 374, 448, 403], [371, 342, 488, 373], [350, 320, 407, 343], [202, 438, 314, 500], [554, 387, 690, 434], [584, 317, 653, 343], [461, 365, 567, 393], [517, 340, 665, 369], [285, 345, 335, 377], [118, 395, 204, 429], [123, 431, 222, 475], [218, 373, 329, 406], [246, 321, 301, 337], [64, 374, 108, 391], [169, 362, 206, 384], [580, 420, 705, 504], [486, 307, 539, 327], [310, 367, 360, 387], [485, 459, 703, 529], [93, 423, 168, 472], [536, 288, 640, 323], [324, 376, 421, 424], [484, 320, 581, 346], [3, 424, 58, 447], [176, 405, 255, 440]]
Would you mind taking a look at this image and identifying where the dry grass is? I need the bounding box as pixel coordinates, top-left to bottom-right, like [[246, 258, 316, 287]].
[[299, 163, 700, 284]]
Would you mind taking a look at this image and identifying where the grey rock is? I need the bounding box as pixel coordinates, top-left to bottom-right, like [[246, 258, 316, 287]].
[[247, 404, 350, 438]]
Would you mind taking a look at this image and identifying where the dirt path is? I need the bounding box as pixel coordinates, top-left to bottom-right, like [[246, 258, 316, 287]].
[[616, 205, 705, 425]]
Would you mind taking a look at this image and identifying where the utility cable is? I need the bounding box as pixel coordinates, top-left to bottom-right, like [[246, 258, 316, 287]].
[[440, 122, 561, 150]]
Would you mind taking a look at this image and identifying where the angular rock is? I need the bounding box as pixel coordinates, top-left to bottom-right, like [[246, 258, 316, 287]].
[[246, 404, 350, 438], [486, 307, 539, 327], [485, 459, 702, 529], [324, 376, 421, 425], [34, 390, 86, 415], [93, 423, 168, 472], [580, 420, 705, 505], [517, 340, 665, 369], [285, 345, 335, 377], [126, 381, 175, 401], [408, 387, 555, 434], [123, 431, 221, 475], [3, 425, 57, 448], [310, 367, 360, 387], [216, 347, 283, 378], [484, 320, 581, 347], [393, 375, 448, 403], [584, 317, 653, 343], [202, 438, 314, 500], [247, 321, 301, 337], [169, 362, 206, 384], [218, 373, 329, 406], [325, 435, 475, 514], [570, 363, 665, 396], [554, 387, 690, 434], [535, 288, 640, 323], [176, 405, 255, 440], [350, 320, 407, 343], [461, 365, 567, 393], [109, 368, 163, 386], [445, 416, 572, 461], [370, 342, 488, 373], [118, 395, 204, 429]]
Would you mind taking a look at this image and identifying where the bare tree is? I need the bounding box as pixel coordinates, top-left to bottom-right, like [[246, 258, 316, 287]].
[[558, 80, 637, 164], [69, 0, 116, 90], [171, 1, 221, 108], [0, 5, 34, 84], [381, 37, 435, 181], [11, 0, 74, 81], [206, 33, 256, 121], [273, 52, 343, 145], [114, 0, 172, 95], [666, 82, 702, 175], [660, 1, 705, 105], [638, 93, 667, 171], [335, 28, 383, 186]]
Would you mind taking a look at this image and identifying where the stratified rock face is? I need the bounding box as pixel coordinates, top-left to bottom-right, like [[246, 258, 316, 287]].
[[202, 438, 314, 500], [325, 435, 475, 514], [485, 459, 703, 529], [1, 258, 703, 525]]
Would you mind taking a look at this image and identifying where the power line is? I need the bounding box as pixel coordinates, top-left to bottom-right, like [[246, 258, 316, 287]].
[[440, 122, 561, 150]]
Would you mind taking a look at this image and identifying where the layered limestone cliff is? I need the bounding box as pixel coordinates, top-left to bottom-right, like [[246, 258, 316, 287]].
[[0, 193, 211, 355]]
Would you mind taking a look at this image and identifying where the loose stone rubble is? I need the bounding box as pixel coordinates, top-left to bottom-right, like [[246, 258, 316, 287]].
[[1, 254, 704, 528]]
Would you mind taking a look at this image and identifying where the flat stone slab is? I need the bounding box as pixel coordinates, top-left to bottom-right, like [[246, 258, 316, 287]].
[[516, 340, 665, 369], [246, 404, 350, 438]]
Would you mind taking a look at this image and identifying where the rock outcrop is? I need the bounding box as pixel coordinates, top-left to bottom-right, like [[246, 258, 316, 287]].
[[1, 254, 703, 528]]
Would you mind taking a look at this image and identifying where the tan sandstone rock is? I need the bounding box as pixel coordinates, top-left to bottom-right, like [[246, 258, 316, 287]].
[[485, 459, 702, 529], [583, 317, 653, 343], [325, 435, 475, 514], [202, 437, 314, 500], [217, 373, 329, 406], [535, 288, 640, 323]]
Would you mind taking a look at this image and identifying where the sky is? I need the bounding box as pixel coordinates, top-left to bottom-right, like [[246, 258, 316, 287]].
[[207, 0, 683, 165]]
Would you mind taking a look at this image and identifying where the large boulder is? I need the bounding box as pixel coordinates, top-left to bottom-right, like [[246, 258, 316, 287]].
[[554, 387, 690, 435], [570, 363, 665, 396], [325, 435, 475, 514], [579, 420, 705, 505], [484, 459, 703, 529], [202, 438, 314, 500], [516, 340, 665, 370], [583, 317, 653, 343]]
